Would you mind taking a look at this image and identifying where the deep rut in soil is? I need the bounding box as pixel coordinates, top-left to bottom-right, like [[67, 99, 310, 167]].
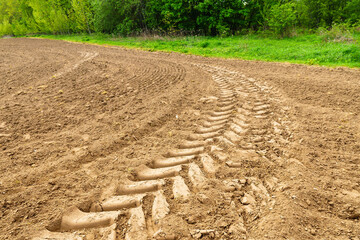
[[33, 63, 291, 240]]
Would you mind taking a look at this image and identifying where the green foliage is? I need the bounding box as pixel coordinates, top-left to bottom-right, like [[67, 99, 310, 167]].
[[344, 0, 360, 24], [0, 0, 96, 36], [266, 2, 297, 37], [94, 0, 147, 35], [1, 0, 360, 37], [116, 18, 135, 36], [71, 0, 94, 33], [195, 0, 247, 36], [296, 0, 349, 28], [93, 0, 120, 33], [0, 19, 13, 35], [199, 41, 210, 48], [11, 20, 29, 35]]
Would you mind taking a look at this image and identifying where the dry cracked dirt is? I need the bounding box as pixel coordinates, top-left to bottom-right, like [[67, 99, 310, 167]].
[[0, 38, 359, 240]]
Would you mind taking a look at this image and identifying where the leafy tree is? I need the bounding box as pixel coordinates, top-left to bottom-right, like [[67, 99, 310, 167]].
[[93, 0, 119, 33], [49, 8, 70, 34], [0, 19, 13, 35], [344, 0, 360, 24], [94, 0, 146, 35], [195, 0, 247, 36], [296, 0, 351, 28], [156, 0, 198, 33], [71, 0, 94, 33], [266, 2, 297, 36], [143, 0, 163, 31]]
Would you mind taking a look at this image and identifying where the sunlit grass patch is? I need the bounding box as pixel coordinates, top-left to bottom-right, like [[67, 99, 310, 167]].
[[31, 33, 360, 68]]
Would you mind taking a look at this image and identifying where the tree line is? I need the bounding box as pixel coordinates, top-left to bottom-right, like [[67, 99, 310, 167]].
[[0, 0, 359, 37]]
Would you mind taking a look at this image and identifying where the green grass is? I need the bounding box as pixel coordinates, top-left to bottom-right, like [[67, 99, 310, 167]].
[[29, 33, 360, 68]]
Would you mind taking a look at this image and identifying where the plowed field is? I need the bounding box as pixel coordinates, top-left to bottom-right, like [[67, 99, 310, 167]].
[[0, 38, 359, 240]]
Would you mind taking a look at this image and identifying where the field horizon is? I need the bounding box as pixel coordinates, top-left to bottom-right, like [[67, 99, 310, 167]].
[[25, 32, 360, 68]]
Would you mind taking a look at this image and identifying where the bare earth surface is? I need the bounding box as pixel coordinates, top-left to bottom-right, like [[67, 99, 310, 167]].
[[0, 38, 359, 240]]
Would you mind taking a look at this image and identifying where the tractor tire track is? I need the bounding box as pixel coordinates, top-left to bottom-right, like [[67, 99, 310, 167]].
[[33, 62, 290, 240]]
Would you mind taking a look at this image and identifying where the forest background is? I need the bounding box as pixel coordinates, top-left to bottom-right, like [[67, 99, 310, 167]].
[[1, 0, 359, 37]]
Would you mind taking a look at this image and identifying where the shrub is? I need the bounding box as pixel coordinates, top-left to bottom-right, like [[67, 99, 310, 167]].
[[199, 41, 210, 48], [116, 18, 136, 36], [12, 21, 29, 36], [0, 19, 13, 36], [319, 23, 355, 43]]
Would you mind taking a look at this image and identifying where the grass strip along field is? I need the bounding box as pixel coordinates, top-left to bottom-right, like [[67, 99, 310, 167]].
[[33, 33, 360, 68]]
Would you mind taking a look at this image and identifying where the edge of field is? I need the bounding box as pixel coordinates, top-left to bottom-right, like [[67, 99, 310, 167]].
[[17, 33, 360, 68]]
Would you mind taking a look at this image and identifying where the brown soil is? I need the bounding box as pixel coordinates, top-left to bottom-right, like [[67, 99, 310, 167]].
[[0, 38, 359, 240]]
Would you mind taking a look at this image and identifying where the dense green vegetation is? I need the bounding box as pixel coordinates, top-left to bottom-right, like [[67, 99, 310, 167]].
[[1, 0, 360, 37], [35, 31, 360, 68]]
